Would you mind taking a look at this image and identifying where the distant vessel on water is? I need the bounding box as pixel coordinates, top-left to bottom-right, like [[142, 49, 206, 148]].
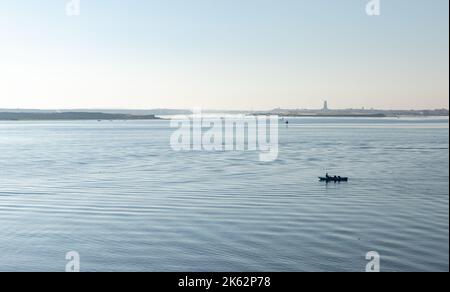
[[319, 174, 349, 183]]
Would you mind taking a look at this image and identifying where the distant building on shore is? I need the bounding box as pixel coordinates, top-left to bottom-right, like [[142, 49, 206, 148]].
[[322, 101, 329, 111]]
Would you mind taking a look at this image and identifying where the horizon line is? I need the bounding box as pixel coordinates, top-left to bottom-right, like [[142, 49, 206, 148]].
[[0, 107, 449, 112]]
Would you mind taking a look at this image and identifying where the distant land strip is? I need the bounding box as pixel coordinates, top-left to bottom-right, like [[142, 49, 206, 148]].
[[0, 108, 448, 120], [251, 108, 449, 118], [252, 113, 388, 118], [0, 112, 161, 121]]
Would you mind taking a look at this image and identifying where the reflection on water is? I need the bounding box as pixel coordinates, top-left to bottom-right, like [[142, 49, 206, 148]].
[[0, 118, 448, 271]]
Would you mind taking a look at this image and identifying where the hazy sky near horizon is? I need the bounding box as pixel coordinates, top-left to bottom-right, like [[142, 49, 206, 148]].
[[0, 0, 448, 110]]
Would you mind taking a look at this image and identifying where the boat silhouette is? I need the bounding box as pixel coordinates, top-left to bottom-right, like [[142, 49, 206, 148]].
[[319, 176, 349, 182]]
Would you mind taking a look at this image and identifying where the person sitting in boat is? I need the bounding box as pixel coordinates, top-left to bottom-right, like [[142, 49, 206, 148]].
[[326, 173, 330, 179], [334, 176, 338, 181]]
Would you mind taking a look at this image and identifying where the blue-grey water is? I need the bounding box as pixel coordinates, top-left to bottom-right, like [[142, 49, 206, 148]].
[[0, 117, 448, 272]]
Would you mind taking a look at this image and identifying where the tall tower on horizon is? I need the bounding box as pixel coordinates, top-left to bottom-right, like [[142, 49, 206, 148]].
[[323, 100, 329, 111]]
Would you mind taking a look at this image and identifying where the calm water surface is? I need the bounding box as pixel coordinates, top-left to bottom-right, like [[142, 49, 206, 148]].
[[0, 117, 448, 271]]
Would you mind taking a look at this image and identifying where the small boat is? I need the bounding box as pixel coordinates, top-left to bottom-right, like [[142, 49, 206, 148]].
[[319, 176, 348, 182]]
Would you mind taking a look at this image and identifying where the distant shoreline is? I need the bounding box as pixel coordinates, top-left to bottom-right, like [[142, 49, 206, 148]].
[[0, 112, 161, 121], [253, 113, 389, 118], [251, 108, 449, 118], [0, 109, 448, 121]]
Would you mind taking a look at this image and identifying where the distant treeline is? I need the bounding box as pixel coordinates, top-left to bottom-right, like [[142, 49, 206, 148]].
[[0, 109, 192, 115], [0, 112, 160, 121]]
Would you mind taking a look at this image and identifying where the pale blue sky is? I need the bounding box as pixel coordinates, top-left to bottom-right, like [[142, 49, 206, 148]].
[[0, 0, 448, 110]]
